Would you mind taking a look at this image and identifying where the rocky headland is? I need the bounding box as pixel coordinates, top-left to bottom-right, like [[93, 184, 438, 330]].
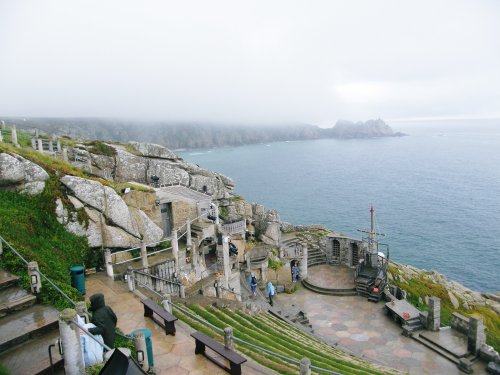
[[0, 131, 498, 355]]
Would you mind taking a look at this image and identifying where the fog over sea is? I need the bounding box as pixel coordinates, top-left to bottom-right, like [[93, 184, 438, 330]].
[[179, 119, 500, 292]]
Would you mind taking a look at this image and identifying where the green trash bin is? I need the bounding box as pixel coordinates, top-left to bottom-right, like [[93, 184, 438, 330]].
[[131, 328, 153, 367], [70, 266, 86, 295]]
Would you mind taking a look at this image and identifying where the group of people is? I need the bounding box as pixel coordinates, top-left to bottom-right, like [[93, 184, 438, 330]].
[[249, 273, 277, 306]]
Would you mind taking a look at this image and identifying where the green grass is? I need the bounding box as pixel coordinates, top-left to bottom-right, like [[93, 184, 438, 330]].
[[173, 304, 397, 375], [389, 265, 500, 352], [86, 141, 116, 157], [0, 183, 90, 309]]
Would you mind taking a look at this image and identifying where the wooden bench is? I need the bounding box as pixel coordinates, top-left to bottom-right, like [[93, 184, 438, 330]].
[[191, 331, 247, 375], [140, 298, 177, 336]]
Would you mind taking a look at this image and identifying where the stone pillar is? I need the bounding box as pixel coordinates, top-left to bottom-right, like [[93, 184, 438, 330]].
[[57, 140, 61, 152], [11, 125, 18, 146], [215, 280, 222, 298], [35, 128, 39, 137], [162, 294, 172, 313], [1, 120, 5, 130], [468, 315, 486, 354], [172, 230, 179, 272], [75, 301, 89, 324], [214, 204, 220, 225], [31, 138, 36, 149], [104, 249, 114, 278], [300, 243, 308, 279], [28, 261, 42, 294], [179, 285, 186, 298], [186, 219, 192, 247], [300, 358, 311, 375], [38, 138, 44, 153], [140, 240, 148, 269], [222, 236, 230, 289], [48, 139, 54, 152], [246, 252, 251, 271], [62, 147, 69, 162], [0, 130, 3, 143], [428, 297, 441, 331], [59, 309, 85, 375], [134, 330, 150, 371], [127, 266, 135, 292], [224, 327, 234, 350]]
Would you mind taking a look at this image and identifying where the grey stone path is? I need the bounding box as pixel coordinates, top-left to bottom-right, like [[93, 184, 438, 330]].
[[277, 265, 487, 375]]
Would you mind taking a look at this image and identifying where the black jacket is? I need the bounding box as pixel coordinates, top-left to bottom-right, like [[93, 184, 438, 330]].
[[88, 293, 117, 348]]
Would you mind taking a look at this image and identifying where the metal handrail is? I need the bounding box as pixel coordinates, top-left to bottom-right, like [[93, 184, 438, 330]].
[[134, 270, 182, 286], [0, 235, 76, 306], [69, 319, 112, 352]]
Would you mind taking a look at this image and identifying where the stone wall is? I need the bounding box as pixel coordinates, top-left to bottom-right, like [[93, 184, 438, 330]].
[[325, 235, 365, 267], [451, 312, 470, 335], [172, 200, 198, 229]]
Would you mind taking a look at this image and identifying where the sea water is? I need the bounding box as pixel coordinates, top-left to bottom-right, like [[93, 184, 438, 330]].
[[178, 119, 500, 292]]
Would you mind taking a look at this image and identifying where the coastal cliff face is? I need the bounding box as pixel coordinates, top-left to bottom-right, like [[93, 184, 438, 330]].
[[68, 142, 234, 199], [330, 119, 406, 139]]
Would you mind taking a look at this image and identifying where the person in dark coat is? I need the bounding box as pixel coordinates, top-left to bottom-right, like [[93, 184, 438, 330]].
[[88, 293, 117, 349]]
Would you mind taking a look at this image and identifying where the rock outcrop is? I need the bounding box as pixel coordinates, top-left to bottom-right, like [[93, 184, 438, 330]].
[[58, 175, 163, 248], [68, 142, 234, 199], [0, 152, 49, 195], [330, 119, 406, 139]]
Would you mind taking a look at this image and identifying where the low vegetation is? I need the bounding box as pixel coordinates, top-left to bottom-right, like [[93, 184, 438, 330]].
[[389, 265, 500, 352]]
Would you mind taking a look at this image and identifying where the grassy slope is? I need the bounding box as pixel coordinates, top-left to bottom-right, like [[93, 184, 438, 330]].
[[389, 265, 500, 352]]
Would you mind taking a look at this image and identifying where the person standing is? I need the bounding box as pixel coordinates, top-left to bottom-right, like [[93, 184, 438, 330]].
[[266, 281, 275, 306], [249, 272, 258, 296], [291, 263, 299, 282], [88, 293, 117, 349]]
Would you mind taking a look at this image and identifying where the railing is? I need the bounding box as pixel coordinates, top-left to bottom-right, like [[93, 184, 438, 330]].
[[220, 219, 246, 235], [111, 240, 172, 266], [178, 210, 210, 240], [132, 269, 181, 297], [0, 234, 75, 307]]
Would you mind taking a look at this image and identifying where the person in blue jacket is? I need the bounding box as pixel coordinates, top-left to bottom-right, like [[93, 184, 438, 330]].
[[266, 281, 275, 306]]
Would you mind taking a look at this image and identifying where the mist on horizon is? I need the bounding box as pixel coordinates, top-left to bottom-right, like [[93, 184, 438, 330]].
[[1, 0, 499, 125]]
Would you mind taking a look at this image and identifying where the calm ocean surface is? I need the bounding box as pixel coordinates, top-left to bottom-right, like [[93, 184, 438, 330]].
[[179, 120, 500, 292]]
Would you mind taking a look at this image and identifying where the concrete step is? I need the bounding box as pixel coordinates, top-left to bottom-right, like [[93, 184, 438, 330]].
[[0, 304, 59, 354], [302, 279, 357, 296], [0, 328, 63, 375], [0, 270, 19, 290], [0, 287, 37, 317], [418, 330, 469, 359], [411, 334, 460, 365]]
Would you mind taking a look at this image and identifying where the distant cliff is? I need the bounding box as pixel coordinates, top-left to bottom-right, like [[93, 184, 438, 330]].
[[5, 117, 405, 149]]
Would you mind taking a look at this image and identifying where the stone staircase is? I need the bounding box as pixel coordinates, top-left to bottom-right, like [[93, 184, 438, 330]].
[[306, 245, 327, 267], [0, 269, 62, 375]]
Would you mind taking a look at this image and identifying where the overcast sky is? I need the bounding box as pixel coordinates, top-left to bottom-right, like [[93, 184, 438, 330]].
[[1, 0, 499, 125]]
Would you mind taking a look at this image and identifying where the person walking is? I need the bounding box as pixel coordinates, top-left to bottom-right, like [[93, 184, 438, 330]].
[[266, 281, 275, 306], [88, 293, 118, 349], [249, 272, 258, 296]]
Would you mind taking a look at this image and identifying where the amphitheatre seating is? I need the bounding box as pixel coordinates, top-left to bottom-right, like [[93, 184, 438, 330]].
[[191, 331, 247, 375], [141, 298, 177, 335]]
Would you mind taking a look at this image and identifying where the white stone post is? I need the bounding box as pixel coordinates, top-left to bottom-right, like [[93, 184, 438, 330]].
[[38, 138, 44, 152], [59, 309, 85, 375], [134, 330, 150, 371], [75, 301, 90, 324], [186, 219, 192, 247], [11, 125, 18, 146], [246, 252, 251, 271], [162, 294, 172, 313], [140, 240, 148, 269], [127, 266, 135, 292], [222, 236, 230, 289], [1, 120, 5, 130], [214, 204, 220, 225], [104, 249, 114, 278], [300, 243, 308, 279], [57, 140, 61, 152], [62, 147, 69, 162], [0, 130, 3, 143], [300, 358, 311, 375], [172, 230, 179, 272], [224, 327, 234, 350], [28, 261, 42, 294], [49, 138, 54, 152], [31, 138, 36, 149], [35, 128, 39, 137], [179, 284, 186, 298]]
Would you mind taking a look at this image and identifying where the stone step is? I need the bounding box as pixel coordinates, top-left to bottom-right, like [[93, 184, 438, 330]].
[[302, 279, 357, 296], [0, 269, 19, 290], [0, 287, 37, 317], [0, 304, 59, 354], [411, 334, 460, 365], [418, 330, 469, 359], [0, 328, 63, 375]]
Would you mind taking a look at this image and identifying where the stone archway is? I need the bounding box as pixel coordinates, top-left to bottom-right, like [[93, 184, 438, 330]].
[[351, 243, 359, 267], [332, 239, 340, 264]]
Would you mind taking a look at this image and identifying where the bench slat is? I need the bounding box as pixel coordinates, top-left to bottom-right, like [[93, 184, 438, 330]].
[[141, 298, 177, 336]]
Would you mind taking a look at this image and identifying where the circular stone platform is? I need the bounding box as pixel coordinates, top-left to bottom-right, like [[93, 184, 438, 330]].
[[302, 264, 357, 295]]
